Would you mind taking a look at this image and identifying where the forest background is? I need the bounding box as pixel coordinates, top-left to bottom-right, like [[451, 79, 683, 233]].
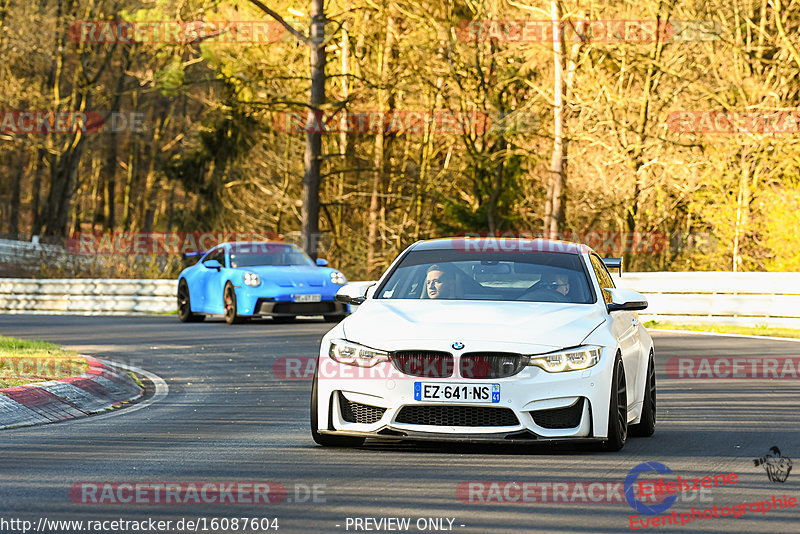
[[1, 0, 799, 279]]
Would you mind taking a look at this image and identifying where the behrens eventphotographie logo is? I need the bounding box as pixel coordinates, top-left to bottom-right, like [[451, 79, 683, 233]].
[[624, 461, 735, 515], [754, 447, 793, 483]]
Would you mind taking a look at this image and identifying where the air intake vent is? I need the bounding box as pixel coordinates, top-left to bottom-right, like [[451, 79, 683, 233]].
[[530, 398, 584, 429], [339, 393, 386, 424], [395, 406, 519, 427]]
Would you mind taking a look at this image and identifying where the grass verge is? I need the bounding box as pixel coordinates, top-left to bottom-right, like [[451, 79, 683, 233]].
[[0, 335, 88, 388], [643, 321, 800, 340]]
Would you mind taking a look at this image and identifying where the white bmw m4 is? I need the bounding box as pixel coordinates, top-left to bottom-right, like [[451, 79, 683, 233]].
[[311, 237, 655, 451]]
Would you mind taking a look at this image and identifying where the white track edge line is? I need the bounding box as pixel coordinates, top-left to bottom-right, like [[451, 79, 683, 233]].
[[649, 328, 800, 343], [60, 358, 169, 425]]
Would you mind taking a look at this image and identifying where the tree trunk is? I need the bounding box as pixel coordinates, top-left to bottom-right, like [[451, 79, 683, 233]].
[[122, 137, 139, 231], [104, 138, 117, 230], [622, 11, 668, 263], [302, 0, 325, 258], [367, 16, 396, 277], [544, 0, 566, 238], [246, 0, 327, 257], [732, 151, 752, 272], [9, 144, 25, 239], [141, 103, 172, 232], [335, 17, 350, 251]]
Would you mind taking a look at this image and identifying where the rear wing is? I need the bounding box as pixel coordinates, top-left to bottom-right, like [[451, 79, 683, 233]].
[[602, 257, 623, 276]]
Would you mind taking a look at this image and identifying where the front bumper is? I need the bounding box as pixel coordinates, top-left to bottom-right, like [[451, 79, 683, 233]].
[[317, 429, 604, 444], [231, 283, 347, 317], [315, 348, 615, 443], [255, 299, 347, 317]]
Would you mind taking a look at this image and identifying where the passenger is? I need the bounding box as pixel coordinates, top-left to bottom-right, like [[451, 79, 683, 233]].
[[425, 264, 456, 299]]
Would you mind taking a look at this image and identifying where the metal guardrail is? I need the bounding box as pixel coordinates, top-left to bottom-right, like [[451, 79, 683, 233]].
[[0, 273, 798, 326], [613, 272, 800, 328], [0, 279, 176, 315], [0, 237, 86, 276]]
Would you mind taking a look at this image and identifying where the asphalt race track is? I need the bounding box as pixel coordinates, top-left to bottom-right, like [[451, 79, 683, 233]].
[[1, 315, 798, 533]]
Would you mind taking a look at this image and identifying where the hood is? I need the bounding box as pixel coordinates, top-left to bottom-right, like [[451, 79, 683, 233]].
[[243, 265, 331, 287], [342, 299, 605, 352]]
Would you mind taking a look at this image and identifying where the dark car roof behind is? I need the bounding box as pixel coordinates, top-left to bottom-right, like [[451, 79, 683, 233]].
[[410, 237, 588, 254], [227, 241, 298, 250]]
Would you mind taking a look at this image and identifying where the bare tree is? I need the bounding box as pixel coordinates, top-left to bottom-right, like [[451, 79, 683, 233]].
[[247, 0, 327, 258]]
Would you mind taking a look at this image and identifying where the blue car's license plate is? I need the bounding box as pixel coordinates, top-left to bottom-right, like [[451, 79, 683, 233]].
[[414, 382, 500, 403], [292, 294, 321, 303]]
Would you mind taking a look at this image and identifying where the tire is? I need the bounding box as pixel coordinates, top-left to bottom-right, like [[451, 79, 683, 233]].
[[598, 353, 628, 451], [310, 372, 365, 447], [177, 280, 204, 322], [224, 283, 245, 325], [272, 316, 296, 323], [630, 351, 656, 437]]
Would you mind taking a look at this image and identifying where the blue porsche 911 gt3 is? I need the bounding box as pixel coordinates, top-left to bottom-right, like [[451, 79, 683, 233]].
[[177, 241, 348, 324]]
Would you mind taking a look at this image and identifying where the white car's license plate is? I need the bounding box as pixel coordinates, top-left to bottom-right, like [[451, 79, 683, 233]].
[[292, 294, 321, 303], [414, 382, 500, 403]]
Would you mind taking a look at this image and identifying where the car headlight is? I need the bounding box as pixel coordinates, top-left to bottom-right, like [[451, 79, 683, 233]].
[[329, 339, 389, 367], [527, 346, 601, 373], [330, 271, 347, 285], [243, 272, 261, 287]]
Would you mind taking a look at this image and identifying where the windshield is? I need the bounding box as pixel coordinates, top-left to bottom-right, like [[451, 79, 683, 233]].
[[376, 249, 594, 304], [229, 243, 315, 268]]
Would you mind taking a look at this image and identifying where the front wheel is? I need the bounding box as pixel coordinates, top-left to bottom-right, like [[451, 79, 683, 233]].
[[630, 351, 656, 437], [310, 373, 365, 447], [598, 354, 627, 451], [177, 281, 204, 322], [224, 283, 245, 325]]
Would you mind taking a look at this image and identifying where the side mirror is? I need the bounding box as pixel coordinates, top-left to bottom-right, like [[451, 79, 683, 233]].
[[604, 288, 647, 312], [203, 259, 222, 271], [335, 282, 375, 306], [602, 257, 623, 276], [316, 258, 329, 267], [365, 284, 377, 299]]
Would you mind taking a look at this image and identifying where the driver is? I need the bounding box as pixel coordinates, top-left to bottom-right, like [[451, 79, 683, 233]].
[[540, 273, 570, 297], [425, 264, 456, 299]]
